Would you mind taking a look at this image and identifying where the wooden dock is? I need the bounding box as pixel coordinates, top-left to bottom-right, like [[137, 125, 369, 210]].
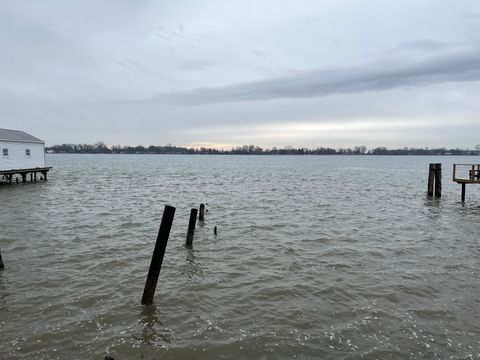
[[453, 164, 480, 202], [0, 167, 52, 184]]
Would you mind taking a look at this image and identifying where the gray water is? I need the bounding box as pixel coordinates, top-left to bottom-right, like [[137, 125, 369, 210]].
[[1, 154, 479, 359]]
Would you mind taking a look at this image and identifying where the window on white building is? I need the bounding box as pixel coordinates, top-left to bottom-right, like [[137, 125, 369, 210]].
[[26, 149, 31, 157], [2, 148, 7, 157]]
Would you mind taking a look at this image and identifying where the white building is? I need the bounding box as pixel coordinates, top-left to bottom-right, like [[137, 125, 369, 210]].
[[0, 128, 46, 171]]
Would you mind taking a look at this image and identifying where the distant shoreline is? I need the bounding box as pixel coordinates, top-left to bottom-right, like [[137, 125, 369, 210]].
[[45, 144, 480, 156]]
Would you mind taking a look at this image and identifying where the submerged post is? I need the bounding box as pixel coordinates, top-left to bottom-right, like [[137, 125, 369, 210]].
[[214, 226, 217, 236], [461, 183, 466, 202], [141, 205, 176, 305], [186, 208, 198, 247], [199, 203, 205, 221], [434, 163, 442, 198], [427, 163, 435, 197], [0, 248, 4, 269]]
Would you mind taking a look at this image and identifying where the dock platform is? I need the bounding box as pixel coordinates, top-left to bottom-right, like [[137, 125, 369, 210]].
[[0, 167, 52, 184], [453, 164, 480, 201]]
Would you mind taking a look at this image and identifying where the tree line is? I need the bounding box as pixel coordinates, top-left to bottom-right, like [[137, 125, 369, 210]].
[[45, 142, 480, 155]]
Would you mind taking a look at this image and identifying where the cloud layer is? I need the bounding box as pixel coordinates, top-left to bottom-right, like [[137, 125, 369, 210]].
[[1, 1, 480, 148], [158, 47, 480, 105]]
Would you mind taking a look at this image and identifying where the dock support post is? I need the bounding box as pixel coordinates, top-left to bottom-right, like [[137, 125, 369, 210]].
[[199, 203, 205, 221], [34, 172, 37, 182], [141, 205, 176, 305], [461, 183, 466, 202], [434, 163, 442, 198], [0, 248, 4, 269], [427, 163, 435, 197], [186, 208, 198, 247], [214, 226, 217, 235], [21, 173, 26, 183], [30, 173, 33, 182]]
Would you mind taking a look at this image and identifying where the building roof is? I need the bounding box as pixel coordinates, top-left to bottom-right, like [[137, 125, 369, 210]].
[[0, 128, 45, 144]]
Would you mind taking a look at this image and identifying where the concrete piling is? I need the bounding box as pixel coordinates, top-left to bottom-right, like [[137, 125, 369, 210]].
[[141, 205, 176, 305]]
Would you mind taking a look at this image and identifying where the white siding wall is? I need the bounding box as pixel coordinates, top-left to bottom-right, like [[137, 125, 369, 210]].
[[0, 141, 45, 171]]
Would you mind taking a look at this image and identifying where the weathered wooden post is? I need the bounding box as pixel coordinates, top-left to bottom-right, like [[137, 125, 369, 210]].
[[461, 183, 466, 202], [434, 163, 442, 198], [186, 208, 198, 247], [214, 226, 217, 236], [0, 248, 4, 269], [141, 205, 176, 305], [427, 163, 435, 197], [199, 203, 205, 221]]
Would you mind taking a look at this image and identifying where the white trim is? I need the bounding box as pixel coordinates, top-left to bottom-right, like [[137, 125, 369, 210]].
[[0, 138, 44, 144]]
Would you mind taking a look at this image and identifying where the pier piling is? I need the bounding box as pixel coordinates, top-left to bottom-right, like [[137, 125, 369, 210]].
[[199, 203, 205, 221], [214, 226, 217, 236], [461, 183, 466, 202], [427, 163, 435, 197], [427, 163, 442, 198], [434, 163, 442, 197], [186, 208, 198, 247], [0, 248, 4, 269], [141, 205, 176, 305]]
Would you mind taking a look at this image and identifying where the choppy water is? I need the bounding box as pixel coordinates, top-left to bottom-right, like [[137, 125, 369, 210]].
[[1, 154, 479, 359]]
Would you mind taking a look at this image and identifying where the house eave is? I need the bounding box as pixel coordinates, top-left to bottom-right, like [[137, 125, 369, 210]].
[[0, 139, 45, 145]]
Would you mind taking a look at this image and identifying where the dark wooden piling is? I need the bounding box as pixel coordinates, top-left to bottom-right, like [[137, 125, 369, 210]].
[[427, 163, 442, 198], [434, 163, 442, 197], [461, 183, 466, 202], [427, 163, 435, 197], [214, 226, 217, 235], [186, 208, 198, 247], [199, 203, 205, 221], [141, 205, 176, 305], [0, 248, 4, 269]]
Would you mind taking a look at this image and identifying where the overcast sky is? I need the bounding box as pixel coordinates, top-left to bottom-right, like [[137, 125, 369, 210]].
[[1, 0, 480, 149]]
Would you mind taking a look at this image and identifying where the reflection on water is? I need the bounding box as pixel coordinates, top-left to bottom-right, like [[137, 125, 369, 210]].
[[1, 154, 480, 359], [136, 305, 172, 346]]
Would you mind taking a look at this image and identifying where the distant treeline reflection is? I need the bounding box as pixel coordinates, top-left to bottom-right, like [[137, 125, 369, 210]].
[[46, 143, 480, 156]]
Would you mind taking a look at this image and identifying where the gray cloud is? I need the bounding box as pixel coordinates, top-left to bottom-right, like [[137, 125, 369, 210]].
[[178, 59, 217, 71], [394, 39, 446, 52], [157, 47, 480, 105]]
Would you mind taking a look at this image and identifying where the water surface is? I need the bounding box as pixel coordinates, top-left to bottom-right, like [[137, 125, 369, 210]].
[[1, 155, 479, 359]]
